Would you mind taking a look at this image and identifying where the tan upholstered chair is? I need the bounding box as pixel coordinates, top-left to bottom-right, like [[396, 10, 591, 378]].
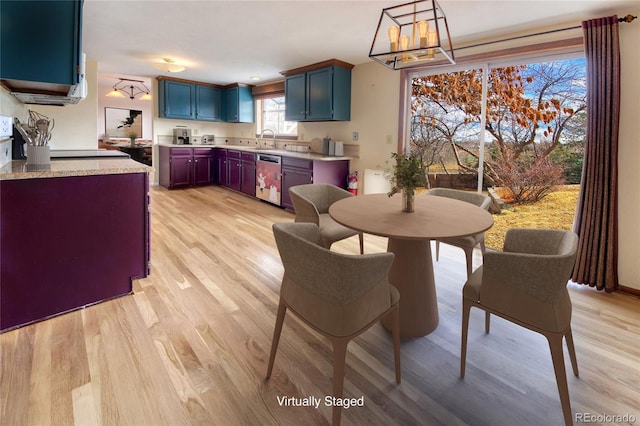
[[267, 222, 401, 425], [289, 183, 364, 254], [460, 228, 579, 426], [426, 188, 492, 277]]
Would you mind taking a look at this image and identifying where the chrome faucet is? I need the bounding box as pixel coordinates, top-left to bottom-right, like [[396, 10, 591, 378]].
[[257, 129, 276, 149]]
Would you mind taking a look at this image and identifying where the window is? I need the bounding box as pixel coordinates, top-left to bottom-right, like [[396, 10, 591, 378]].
[[408, 55, 586, 196], [256, 96, 297, 138]]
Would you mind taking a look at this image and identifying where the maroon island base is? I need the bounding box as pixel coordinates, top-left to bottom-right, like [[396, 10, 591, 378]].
[[1, 172, 150, 332]]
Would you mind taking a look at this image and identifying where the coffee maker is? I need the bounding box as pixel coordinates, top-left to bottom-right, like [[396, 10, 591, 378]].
[[173, 128, 192, 145]]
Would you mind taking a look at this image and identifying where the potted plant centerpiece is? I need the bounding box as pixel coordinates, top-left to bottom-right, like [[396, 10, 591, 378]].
[[128, 131, 138, 147], [387, 152, 428, 212]]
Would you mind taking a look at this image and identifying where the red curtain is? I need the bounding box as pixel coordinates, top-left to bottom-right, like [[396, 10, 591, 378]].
[[572, 16, 620, 292]]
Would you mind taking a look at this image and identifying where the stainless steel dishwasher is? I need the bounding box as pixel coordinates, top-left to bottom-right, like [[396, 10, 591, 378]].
[[255, 154, 282, 205]]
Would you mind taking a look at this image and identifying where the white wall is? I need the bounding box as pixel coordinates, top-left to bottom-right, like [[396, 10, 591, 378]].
[[616, 9, 640, 290], [0, 85, 27, 119]]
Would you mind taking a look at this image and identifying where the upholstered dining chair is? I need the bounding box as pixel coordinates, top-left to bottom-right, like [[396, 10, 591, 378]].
[[267, 222, 401, 426], [289, 183, 364, 254], [460, 228, 579, 426], [426, 188, 492, 278]]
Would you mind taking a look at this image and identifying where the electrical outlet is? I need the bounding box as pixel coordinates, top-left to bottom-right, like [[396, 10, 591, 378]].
[[352, 131, 359, 141]]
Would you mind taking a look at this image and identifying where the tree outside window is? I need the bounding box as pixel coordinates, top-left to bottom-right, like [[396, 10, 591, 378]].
[[411, 58, 586, 204]]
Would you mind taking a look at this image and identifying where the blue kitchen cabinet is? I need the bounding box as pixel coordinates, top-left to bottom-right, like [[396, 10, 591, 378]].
[[159, 80, 195, 120], [284, 73, 307, 121], [225, 85, 254, 123], [0, 0, 82, 85], [196, 85, 222, 121], [158, 78, 223, 121], [283, 60, 353, 122]]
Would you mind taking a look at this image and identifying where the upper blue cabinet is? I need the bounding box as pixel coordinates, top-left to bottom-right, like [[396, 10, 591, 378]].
[[224, 85, 254, 123], [196, 85, 222, 121], [1, 0, 83, 85], [158, 80, 195, 120], [157, 77, 252, 123], [282, 59, 353, 122]]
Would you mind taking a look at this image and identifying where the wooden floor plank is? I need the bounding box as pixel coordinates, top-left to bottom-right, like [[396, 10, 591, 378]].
[[1, 185, 639, 425]]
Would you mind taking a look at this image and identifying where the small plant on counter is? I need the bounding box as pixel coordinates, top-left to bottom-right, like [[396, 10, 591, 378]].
[[128, 131, 138, 146]]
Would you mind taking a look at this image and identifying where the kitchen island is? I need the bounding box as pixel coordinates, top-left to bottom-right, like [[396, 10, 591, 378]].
[[0, 157, 152, 332]]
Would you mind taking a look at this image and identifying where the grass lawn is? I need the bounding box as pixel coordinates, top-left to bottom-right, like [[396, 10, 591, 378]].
[[484, 185, 580, 250]]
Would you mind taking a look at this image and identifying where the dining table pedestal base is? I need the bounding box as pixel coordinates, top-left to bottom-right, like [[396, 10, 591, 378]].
[[381, 238, 439, 338]]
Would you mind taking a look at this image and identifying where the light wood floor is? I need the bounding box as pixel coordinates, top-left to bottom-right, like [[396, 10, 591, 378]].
[[1, 185, 639, 426]]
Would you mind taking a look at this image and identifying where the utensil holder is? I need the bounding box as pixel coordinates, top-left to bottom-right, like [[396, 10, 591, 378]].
[[26, 145, 51, 165]]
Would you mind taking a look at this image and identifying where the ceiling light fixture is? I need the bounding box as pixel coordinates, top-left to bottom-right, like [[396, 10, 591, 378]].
[[107, 78, 152, 100], [153, 57, 186, 73], [369, 0, 455, 70]]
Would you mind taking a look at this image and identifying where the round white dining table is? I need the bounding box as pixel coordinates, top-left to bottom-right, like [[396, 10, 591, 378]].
[[329, 193, 493, 337]]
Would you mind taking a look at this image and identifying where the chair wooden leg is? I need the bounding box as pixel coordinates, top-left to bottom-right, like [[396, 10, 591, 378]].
[[390, 304, 401, 384], [547, 333, 574, 426], [435, 240, 440, 261], [331, 338, 349, 426], [358, 232, 364, 254], [485, 311, 490, 334], [565, 327, 579, 377], [464, 247, 473, 278], [266, 301, 287, 379], [460, 297, 472, 379]]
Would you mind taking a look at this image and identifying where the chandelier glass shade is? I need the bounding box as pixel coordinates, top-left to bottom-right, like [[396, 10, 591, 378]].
[[369, 0, 455, 70], [107, 78, 152, 100]]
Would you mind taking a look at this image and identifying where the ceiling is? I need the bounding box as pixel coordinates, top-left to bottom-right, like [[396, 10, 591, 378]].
[[84, 0, 638, 88]]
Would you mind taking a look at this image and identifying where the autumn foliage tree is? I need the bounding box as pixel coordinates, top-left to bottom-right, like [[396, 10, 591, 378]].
[[410, 60, 586, 203]]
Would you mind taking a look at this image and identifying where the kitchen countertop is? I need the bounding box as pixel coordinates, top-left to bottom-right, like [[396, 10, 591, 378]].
[[158, 143, 354, 161], [0, 158, 153, 181], [51, 149, 131, 159]]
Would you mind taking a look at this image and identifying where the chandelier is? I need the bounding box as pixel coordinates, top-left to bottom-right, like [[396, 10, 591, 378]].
[[107, 78, 152, 100], [369, 0, 455, 70]]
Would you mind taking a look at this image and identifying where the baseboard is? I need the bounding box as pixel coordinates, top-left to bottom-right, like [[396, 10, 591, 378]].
[[618, 285, 640, 298]]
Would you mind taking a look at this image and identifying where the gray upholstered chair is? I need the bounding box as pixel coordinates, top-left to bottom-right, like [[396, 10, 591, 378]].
[[426, 188, 492, 277], [460, 228, 579, 426], [289, 183, 364, 254], [267, 222, 400, 426]]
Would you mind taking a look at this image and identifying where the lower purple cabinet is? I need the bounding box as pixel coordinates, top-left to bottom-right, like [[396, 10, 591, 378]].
[[159, 146, 213, 188]]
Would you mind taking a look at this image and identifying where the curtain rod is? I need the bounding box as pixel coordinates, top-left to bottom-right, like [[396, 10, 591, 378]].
[[457, 14, 637, 52]]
